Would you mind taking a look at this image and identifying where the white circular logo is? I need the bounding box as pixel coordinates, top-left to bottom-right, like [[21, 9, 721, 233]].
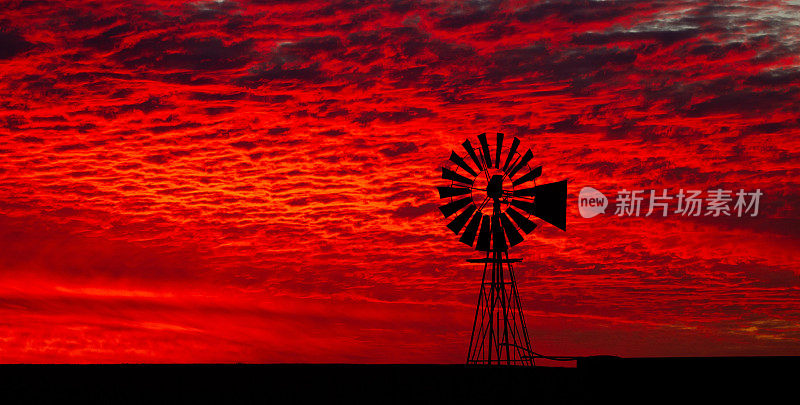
[[578, 187, 608, 218]]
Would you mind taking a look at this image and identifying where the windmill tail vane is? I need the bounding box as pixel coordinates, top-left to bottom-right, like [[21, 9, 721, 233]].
[[437, 132, 567, 366]]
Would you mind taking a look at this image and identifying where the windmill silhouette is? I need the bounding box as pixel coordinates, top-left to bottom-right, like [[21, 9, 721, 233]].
[[438, 133, 567, 366]]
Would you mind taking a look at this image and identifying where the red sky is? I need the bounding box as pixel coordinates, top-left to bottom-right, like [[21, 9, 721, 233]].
[[1, 0, 798, 363]]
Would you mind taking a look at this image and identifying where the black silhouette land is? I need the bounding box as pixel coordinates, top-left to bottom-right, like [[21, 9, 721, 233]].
[[1, 356, 796, 403]]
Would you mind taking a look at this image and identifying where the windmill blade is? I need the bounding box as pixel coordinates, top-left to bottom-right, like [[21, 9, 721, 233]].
[[510, 199, 536, 215], [507, 149, 533, 178], [447, 204, 477, 234], [531, 180, 567, 231], [476, 214, 492, 251], [513, 187, 536, 198], [437, 186, 471, 199], [492, 215, 507, 252], [506, 207, 537, 234], [442, 167, 474, 185], [449, 151, 478, 177], [439, 197, 472, 218], [502, 137, 520, 172], [477, 133, 492, 169], [462, 139, 484, 171], [499, 213, 524, 246], [512, 166, 542, 187], [459, 212, 482, 247], [495, 133, 504, 168]]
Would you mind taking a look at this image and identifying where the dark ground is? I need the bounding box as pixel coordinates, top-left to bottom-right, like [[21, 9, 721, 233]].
[[0, 357, 796, 403]]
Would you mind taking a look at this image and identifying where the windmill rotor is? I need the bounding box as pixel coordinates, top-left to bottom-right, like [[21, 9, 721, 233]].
[[438, 133, 567, 252]]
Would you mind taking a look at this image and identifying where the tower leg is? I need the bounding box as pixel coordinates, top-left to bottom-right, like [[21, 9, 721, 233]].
[[466, 250, 534, 366]]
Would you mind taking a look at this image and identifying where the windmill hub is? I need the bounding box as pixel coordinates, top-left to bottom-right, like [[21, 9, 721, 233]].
[[470, 169, 513, 215], [486, 175, 504, 199]]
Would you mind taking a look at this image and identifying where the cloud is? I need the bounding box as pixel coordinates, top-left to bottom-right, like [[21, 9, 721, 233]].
[[433, 0, 503, 29], [744, 68, 800, 87], [113, 35, 256, 71], [0, 30, 34, 59], [230, 140, 257, 150], [356, 108, 436, 125], [189, 91, 248, 101], [515, 0, 641, 24], [238, 62, 325, 87], [573, 28, 700, 46], [392, 202, 438, 219], [685, 89, 800, 117], [379, 141, 419, 157]]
